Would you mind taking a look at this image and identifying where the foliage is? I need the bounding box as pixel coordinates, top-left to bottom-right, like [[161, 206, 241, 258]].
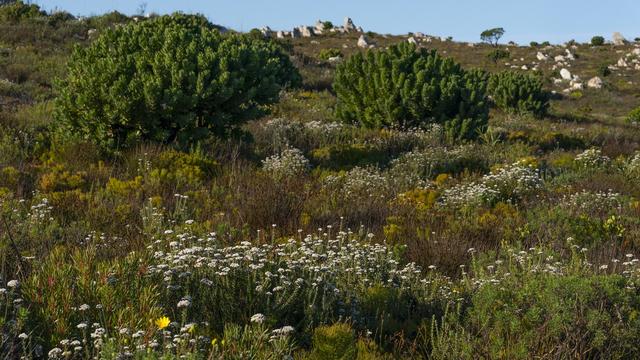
[[591, 36, 605, 46], [318, 48, 342, 61], [55, 13, 301, 150], [488, 70, 548, 117], [486, 48, 509, 64], [0, 0, 45, 22], [480, 27, 505, 46], [626, 106, 640, 123], [334, 42, 489, 141]]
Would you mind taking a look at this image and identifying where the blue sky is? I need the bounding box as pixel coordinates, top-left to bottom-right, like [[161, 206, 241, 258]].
[[35, 0, 640, 44]]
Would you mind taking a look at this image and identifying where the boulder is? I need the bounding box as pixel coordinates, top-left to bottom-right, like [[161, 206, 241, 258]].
[[613, 32, 627, 46], [587, 76, 603, 89], [536, 52, 549, 61], [414, 32, 425, 38], [276, 31, 285, 39], [299, 26, 314, 37], [554, 55, 565, 62], [407, 37, 417, 45], [344, 17, 356, 32], [291, 28, 301, 38], [357, 34, 370, 48], [87, 28, 97, 38], [632, 48, 640, 56], [560, 68, 572, 80], [314, 20, 326, 32], [618, 58, 628, 67]]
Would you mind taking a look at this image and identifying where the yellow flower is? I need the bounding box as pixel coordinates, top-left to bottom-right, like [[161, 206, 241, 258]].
[[211, 338, 218, 347], [155, 316, 170, 330]]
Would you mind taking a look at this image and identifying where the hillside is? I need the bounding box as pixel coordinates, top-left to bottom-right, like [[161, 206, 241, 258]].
[[2, 4, 640, 359]]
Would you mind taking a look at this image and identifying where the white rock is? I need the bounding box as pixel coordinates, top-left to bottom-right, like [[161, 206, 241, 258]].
[[327, 56, 342, 63], [87, 28, 97, 38], [276, 31, 285, 39], [554, 55, 565, 62], [414, 32, 425, 38], [587, 77, 603, 89], [344, 17, 356, 32], [407, 37, 417, 45], [612, 32, 627, 46], [299, 26, 314, 37], [560, 68, 572, 80], [536, 52, 549, 61], [553, 78, 563, 85], [633, 48, 640, 56], [357, 34, 370, 48], [521, 65, 528, 70], [314, 20, 326, 32], [618, 58, 628, 67]]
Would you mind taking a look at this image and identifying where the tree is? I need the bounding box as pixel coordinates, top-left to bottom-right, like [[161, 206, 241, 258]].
[[488, 70, 548, 117], [591, 36, 605, 46], [480, 27, 505, 46], [55, 13, 301, 150], [333, 42, 489, 141]]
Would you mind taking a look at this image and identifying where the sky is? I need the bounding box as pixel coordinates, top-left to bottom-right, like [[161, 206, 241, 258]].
[[33, 0, 640, 44]]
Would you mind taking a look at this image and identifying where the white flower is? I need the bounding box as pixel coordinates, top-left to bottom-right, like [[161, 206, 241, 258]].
[[177, 298, 191, 308], [77, 322, 88, 330], [250, 313, 266, 324]]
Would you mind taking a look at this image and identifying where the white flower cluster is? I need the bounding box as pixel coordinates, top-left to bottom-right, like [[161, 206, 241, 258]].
[[323, 167, 392, 202], [574, 148, 610, 168], [626, 152, 640, 175], [442, 160, 543, 207], [261, 148, 310, 180], [561, 190, 624, 214]]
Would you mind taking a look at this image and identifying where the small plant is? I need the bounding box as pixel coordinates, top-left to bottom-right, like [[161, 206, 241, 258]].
[[487, 48, 510, 64], [530, 41, 539, 47], [626, 106, 640, 123], [311, 323, 357, 360], [591, 35, 605, 46], [488, 70, 548, 117], [318, 48, 342, 61], [597, 63, 612, 77]]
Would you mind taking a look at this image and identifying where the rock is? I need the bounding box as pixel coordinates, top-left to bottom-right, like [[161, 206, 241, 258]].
[[618, 58, 628, 67], [570, 82, 584, 90], [327, 56, 342, 63], [554, 55, 565, 62], [565, 49, 575, 60], [613, 32, 627, 46], [291, 28, 301, 38], [560, 68, 572, 80], [633, 48, 640, 56], [260, 26, 272, 38], [536, 52, 549, 61], [87, 28, 97, 38], [344, 17, 356, 32], [357, 34, 370, 48], [407, 37, 417, 45], [414, 32, 425, 38], [553, 78, 563, 85], [587, 76, 603, 89], [314, 20, 326, 32], [276, 31, 285, 39], [521, 65, 528, 70], [299, 26, 314, 37], [467, 42, 475, 47]]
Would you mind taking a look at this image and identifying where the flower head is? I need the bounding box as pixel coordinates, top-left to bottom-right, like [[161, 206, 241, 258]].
[[155, 316, 170, 330]]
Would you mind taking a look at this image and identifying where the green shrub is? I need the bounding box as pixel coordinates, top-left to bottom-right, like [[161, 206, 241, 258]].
[[311, 323, 357, 360], [488, 70, 548, 117], [334, 42, 489, 141], [55, 14, 301, 150], [318, 48, 342, 60], [591, 36, 605, 46], [486, 48, 510, 63], [529, 41, 539, 47], [626, 106, 640, 123], [0, 0, 45, 22], [598, 63, 612, 77]]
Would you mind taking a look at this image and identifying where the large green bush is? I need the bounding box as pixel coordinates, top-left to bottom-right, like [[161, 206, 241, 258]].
[[0, 0, 44, 22], [334, 42, 489, 141], [55, 14, 300, 150], [488, 70, 548, 117]]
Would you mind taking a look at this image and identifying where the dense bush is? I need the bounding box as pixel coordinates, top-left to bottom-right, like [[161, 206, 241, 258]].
[[488, 70, 548, 117], [334, 42, 489, 141], [55, 14, 301, 150], [0, 0, 45, 22], [591, 36, 605, 46]]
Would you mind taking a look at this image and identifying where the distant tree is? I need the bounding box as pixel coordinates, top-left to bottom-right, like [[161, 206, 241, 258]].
[[591, 36, 605, 46], [480, 27, 505, 46], [322, 21, 333, 30], [530, 41, 539, 47]]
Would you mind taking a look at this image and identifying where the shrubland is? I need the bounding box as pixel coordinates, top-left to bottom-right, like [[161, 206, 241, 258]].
[[2, 3, 640, 359]]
